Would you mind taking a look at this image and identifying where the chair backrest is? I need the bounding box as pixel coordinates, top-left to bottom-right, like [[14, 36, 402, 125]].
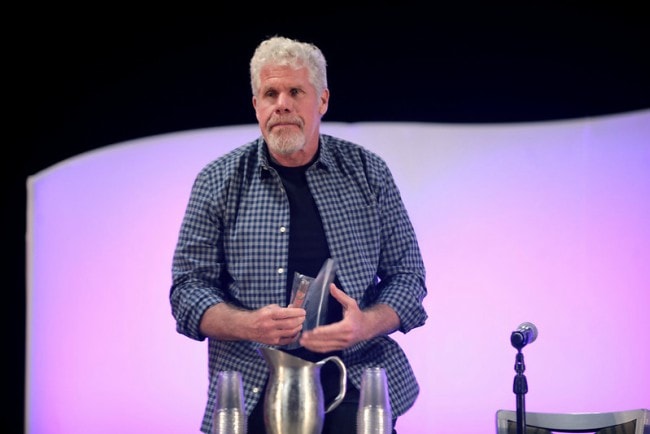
[[495, 408, 650, 434]]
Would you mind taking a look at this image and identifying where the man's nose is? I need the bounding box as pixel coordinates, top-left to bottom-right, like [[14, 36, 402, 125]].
[[275, 93, 292, 111]]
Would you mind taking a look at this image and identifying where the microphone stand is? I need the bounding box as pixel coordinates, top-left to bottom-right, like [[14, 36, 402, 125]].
[[512, 349, 528, 434]]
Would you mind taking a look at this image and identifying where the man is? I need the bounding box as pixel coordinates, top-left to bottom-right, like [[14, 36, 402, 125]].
[[170, 35, 428, 433]]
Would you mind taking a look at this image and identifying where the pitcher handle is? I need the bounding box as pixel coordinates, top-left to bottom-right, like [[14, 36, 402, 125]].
[[317, 355, 347, 413]]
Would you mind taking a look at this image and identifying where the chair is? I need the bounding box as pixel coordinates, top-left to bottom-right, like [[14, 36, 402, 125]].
[[495, 408, 650, 434]]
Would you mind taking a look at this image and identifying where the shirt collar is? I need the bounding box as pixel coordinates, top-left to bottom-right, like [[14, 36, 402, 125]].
[[257, 134, 333, 177]]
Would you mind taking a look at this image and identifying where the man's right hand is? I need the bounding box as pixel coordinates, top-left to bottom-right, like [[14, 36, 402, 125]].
[[199, 302, 306, 346]]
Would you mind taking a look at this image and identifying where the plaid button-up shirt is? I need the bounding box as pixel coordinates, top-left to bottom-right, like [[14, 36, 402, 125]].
[[170, 133, 428, 433]]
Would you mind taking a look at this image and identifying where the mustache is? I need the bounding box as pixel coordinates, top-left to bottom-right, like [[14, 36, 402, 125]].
[[267, 117, 303, 129]]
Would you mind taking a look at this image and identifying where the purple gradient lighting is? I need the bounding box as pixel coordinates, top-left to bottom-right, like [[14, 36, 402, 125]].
[[27, 112, 650, 433]]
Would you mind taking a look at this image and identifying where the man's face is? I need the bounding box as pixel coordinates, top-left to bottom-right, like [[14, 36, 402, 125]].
[[252, 64, 329, 166]]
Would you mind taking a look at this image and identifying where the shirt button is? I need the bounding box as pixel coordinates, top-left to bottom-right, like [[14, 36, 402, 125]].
[[280, 226, 287, 233], [277, 267, 285, 274], [253, 387, 260, 394]]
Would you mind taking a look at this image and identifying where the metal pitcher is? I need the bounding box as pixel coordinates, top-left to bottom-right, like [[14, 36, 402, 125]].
[[259, 347, 347, 434]]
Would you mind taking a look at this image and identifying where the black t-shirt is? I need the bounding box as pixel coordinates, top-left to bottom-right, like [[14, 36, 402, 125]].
[[270, 158, 344, 396], [272, 161, 331, 295]]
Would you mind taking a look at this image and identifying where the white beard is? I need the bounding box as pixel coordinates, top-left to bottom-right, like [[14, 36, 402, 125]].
[[267, 127, 305, 156]]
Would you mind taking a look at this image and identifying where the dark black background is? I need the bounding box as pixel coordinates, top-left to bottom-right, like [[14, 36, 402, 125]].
[[7, 5, 649, 432]]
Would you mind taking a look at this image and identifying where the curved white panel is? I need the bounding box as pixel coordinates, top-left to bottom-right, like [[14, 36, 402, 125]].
[[27, 112, 650, 433]]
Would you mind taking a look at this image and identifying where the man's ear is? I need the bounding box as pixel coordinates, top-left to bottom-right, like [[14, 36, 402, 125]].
[[319, 89, 330, 116]]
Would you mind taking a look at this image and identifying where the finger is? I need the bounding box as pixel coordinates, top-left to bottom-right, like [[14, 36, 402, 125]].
[[329, 283, 355, 309], [300, 332, 347, 352], [271, 307, 306, 320], [300, 322, 341, 341]]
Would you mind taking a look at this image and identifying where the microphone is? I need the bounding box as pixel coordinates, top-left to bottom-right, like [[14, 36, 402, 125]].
[[510, 322, 538, 350]]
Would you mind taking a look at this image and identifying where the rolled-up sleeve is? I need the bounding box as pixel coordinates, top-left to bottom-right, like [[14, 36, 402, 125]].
[[170, 166, 226, 341]]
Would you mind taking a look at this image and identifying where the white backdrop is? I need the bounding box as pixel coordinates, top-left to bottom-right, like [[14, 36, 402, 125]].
[[26, 110, 650, 433]]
